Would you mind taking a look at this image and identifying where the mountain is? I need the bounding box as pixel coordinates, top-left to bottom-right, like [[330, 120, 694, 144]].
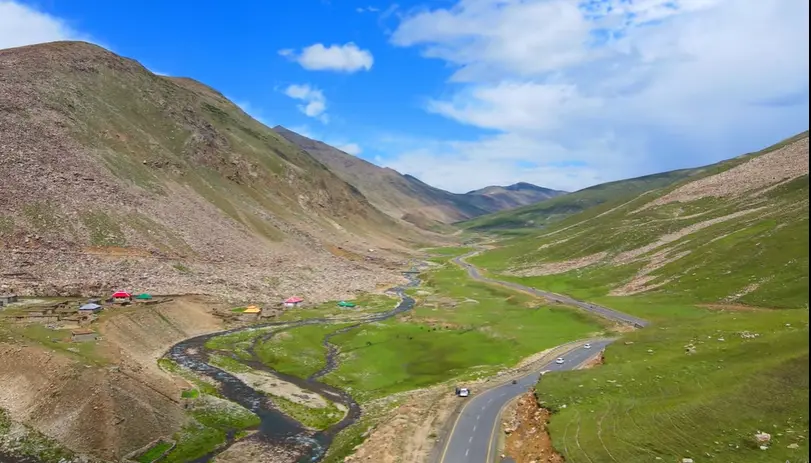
[[470, 130, 809, 306], [464, 182, 565, 211], [462, 132, 811, 234], [0, 41, 436, 302], [272, 126, 566, 229]]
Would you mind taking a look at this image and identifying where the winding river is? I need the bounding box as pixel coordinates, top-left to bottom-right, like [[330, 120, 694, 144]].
[[164, 270, 422, 463]]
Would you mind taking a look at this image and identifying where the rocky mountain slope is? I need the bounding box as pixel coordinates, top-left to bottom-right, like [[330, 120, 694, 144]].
[[471, 131, 809, 307], [0, 41, 435, 302], [272, 126, 566, 229]]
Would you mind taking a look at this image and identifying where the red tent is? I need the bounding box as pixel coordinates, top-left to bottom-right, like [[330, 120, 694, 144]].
[[285, 297, 303, 304], [112, 291, 132, 298]]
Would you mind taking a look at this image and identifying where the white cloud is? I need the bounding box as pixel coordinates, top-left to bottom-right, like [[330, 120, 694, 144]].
[[356, 6, 380, 13], [336, 143, 362, 155], [283, 84, 329, 123], [0, 0, 87, 50], [279, 43, 374, 73], [384, 0, 809, 192]]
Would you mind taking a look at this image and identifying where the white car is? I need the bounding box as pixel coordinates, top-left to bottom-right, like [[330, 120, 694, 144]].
[[458, 387, 470, 397], [584, 343, 591, 349], [555, 357, 565, 364]]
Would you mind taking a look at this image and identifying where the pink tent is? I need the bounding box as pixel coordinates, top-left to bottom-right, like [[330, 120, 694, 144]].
[[285, 297, 303, 304], [112, 291, 132, 298]]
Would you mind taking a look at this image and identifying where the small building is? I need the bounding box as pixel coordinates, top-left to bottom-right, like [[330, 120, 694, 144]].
[[284, 297, 303, 308], [134, 293, 153, 302], [337, 301, 356, 308], [243, 305, 261, 314], [78, 303, 103, 315], [112, 291, 132, 304], [0, 294, 18, 305], [71, 329, 98, 342]]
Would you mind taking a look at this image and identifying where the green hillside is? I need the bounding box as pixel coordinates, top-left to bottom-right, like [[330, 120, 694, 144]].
[[460, 130, 810, 235], [468, 132, 810, 463]]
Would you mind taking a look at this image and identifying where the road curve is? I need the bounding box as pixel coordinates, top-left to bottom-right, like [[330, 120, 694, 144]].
[[439, 339, 614, 463], [452, 251, 649, 328]]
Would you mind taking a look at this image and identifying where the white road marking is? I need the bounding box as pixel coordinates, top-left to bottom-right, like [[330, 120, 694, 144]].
[[476, 415, 480, 421], [465, 448, 470, 456], [473, 424, 477, 432], [469, 436, 473, 443]]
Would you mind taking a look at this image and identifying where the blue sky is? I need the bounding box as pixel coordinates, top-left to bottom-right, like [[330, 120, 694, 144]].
[[1, 0, 808, 193]]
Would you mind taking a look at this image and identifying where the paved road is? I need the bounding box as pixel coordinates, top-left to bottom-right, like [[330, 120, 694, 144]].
[[439, 339, 614, 463], [452, 252, 649, 328]]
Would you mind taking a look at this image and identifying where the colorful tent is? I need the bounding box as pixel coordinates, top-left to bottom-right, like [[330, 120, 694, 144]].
[[135, 293, 153, 300], [112, 291, 132, 299], [285, 297, 303, 304], [243, 307, 261, 314], [337, 301, 356, 308]]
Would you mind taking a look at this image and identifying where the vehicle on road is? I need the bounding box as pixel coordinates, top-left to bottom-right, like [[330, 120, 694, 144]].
[[511, 379, 517, 384], [555, 357, 565, 364], [584, 343, 591, 349], [455, 386, 470, 397]]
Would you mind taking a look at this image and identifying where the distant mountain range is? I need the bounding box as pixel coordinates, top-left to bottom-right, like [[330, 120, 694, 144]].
[[272, 125, 566, 229]]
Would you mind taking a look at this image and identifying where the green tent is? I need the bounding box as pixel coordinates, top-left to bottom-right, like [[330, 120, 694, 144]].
[[337, 301, 356, 308], [135, 293, 153, 300]]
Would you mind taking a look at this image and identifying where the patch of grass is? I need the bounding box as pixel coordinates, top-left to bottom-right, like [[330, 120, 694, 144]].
[[268, 394, 344, 430], [6, 324, 107, 365], [208, 354, 252, 373], [162, 394, 260, 463], [0, 216, 14, 235], [322, 260, 605, 402], [204, 328, 271, 360], [536, 307, 809, 463], [80, 210, 126, 246], [136, 440, 173, 463], [161, 423, 225, 463], [254, 323, 355, 378], [172, 263, 192, 273], [157, 358, 220, 397], [190, 396, 261, 431], [181, 388, 199, 399], [424, 246, 475, 257]]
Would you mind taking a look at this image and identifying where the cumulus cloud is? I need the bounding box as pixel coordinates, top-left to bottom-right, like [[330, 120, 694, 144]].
[[356, 6, 380, 13], [283, 84, 329, 123], [0, 0, 87, 49], [279, 42, 374, 72], [384, 0, 809, 192]]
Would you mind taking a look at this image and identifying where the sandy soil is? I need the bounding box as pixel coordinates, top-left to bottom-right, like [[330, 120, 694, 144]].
[[232, 370, 329, 408], [507, 252, 607, 277], [502, 392, 564, 463]]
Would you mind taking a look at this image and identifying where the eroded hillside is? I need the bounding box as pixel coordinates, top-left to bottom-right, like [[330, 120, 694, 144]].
[[472, 132, 810, 308], [0, 41, 430, 302]]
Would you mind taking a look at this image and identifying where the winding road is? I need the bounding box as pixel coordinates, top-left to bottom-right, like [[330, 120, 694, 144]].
[[452, 251, 649, 328], [435, 250, 649, 463], [438, 339, 613, 463]]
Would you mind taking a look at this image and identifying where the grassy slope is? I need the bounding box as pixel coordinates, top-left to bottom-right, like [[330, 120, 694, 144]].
[[459, 168, 702, 233], [461, 131, 809, 235], [466, 133, 810, 462]]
